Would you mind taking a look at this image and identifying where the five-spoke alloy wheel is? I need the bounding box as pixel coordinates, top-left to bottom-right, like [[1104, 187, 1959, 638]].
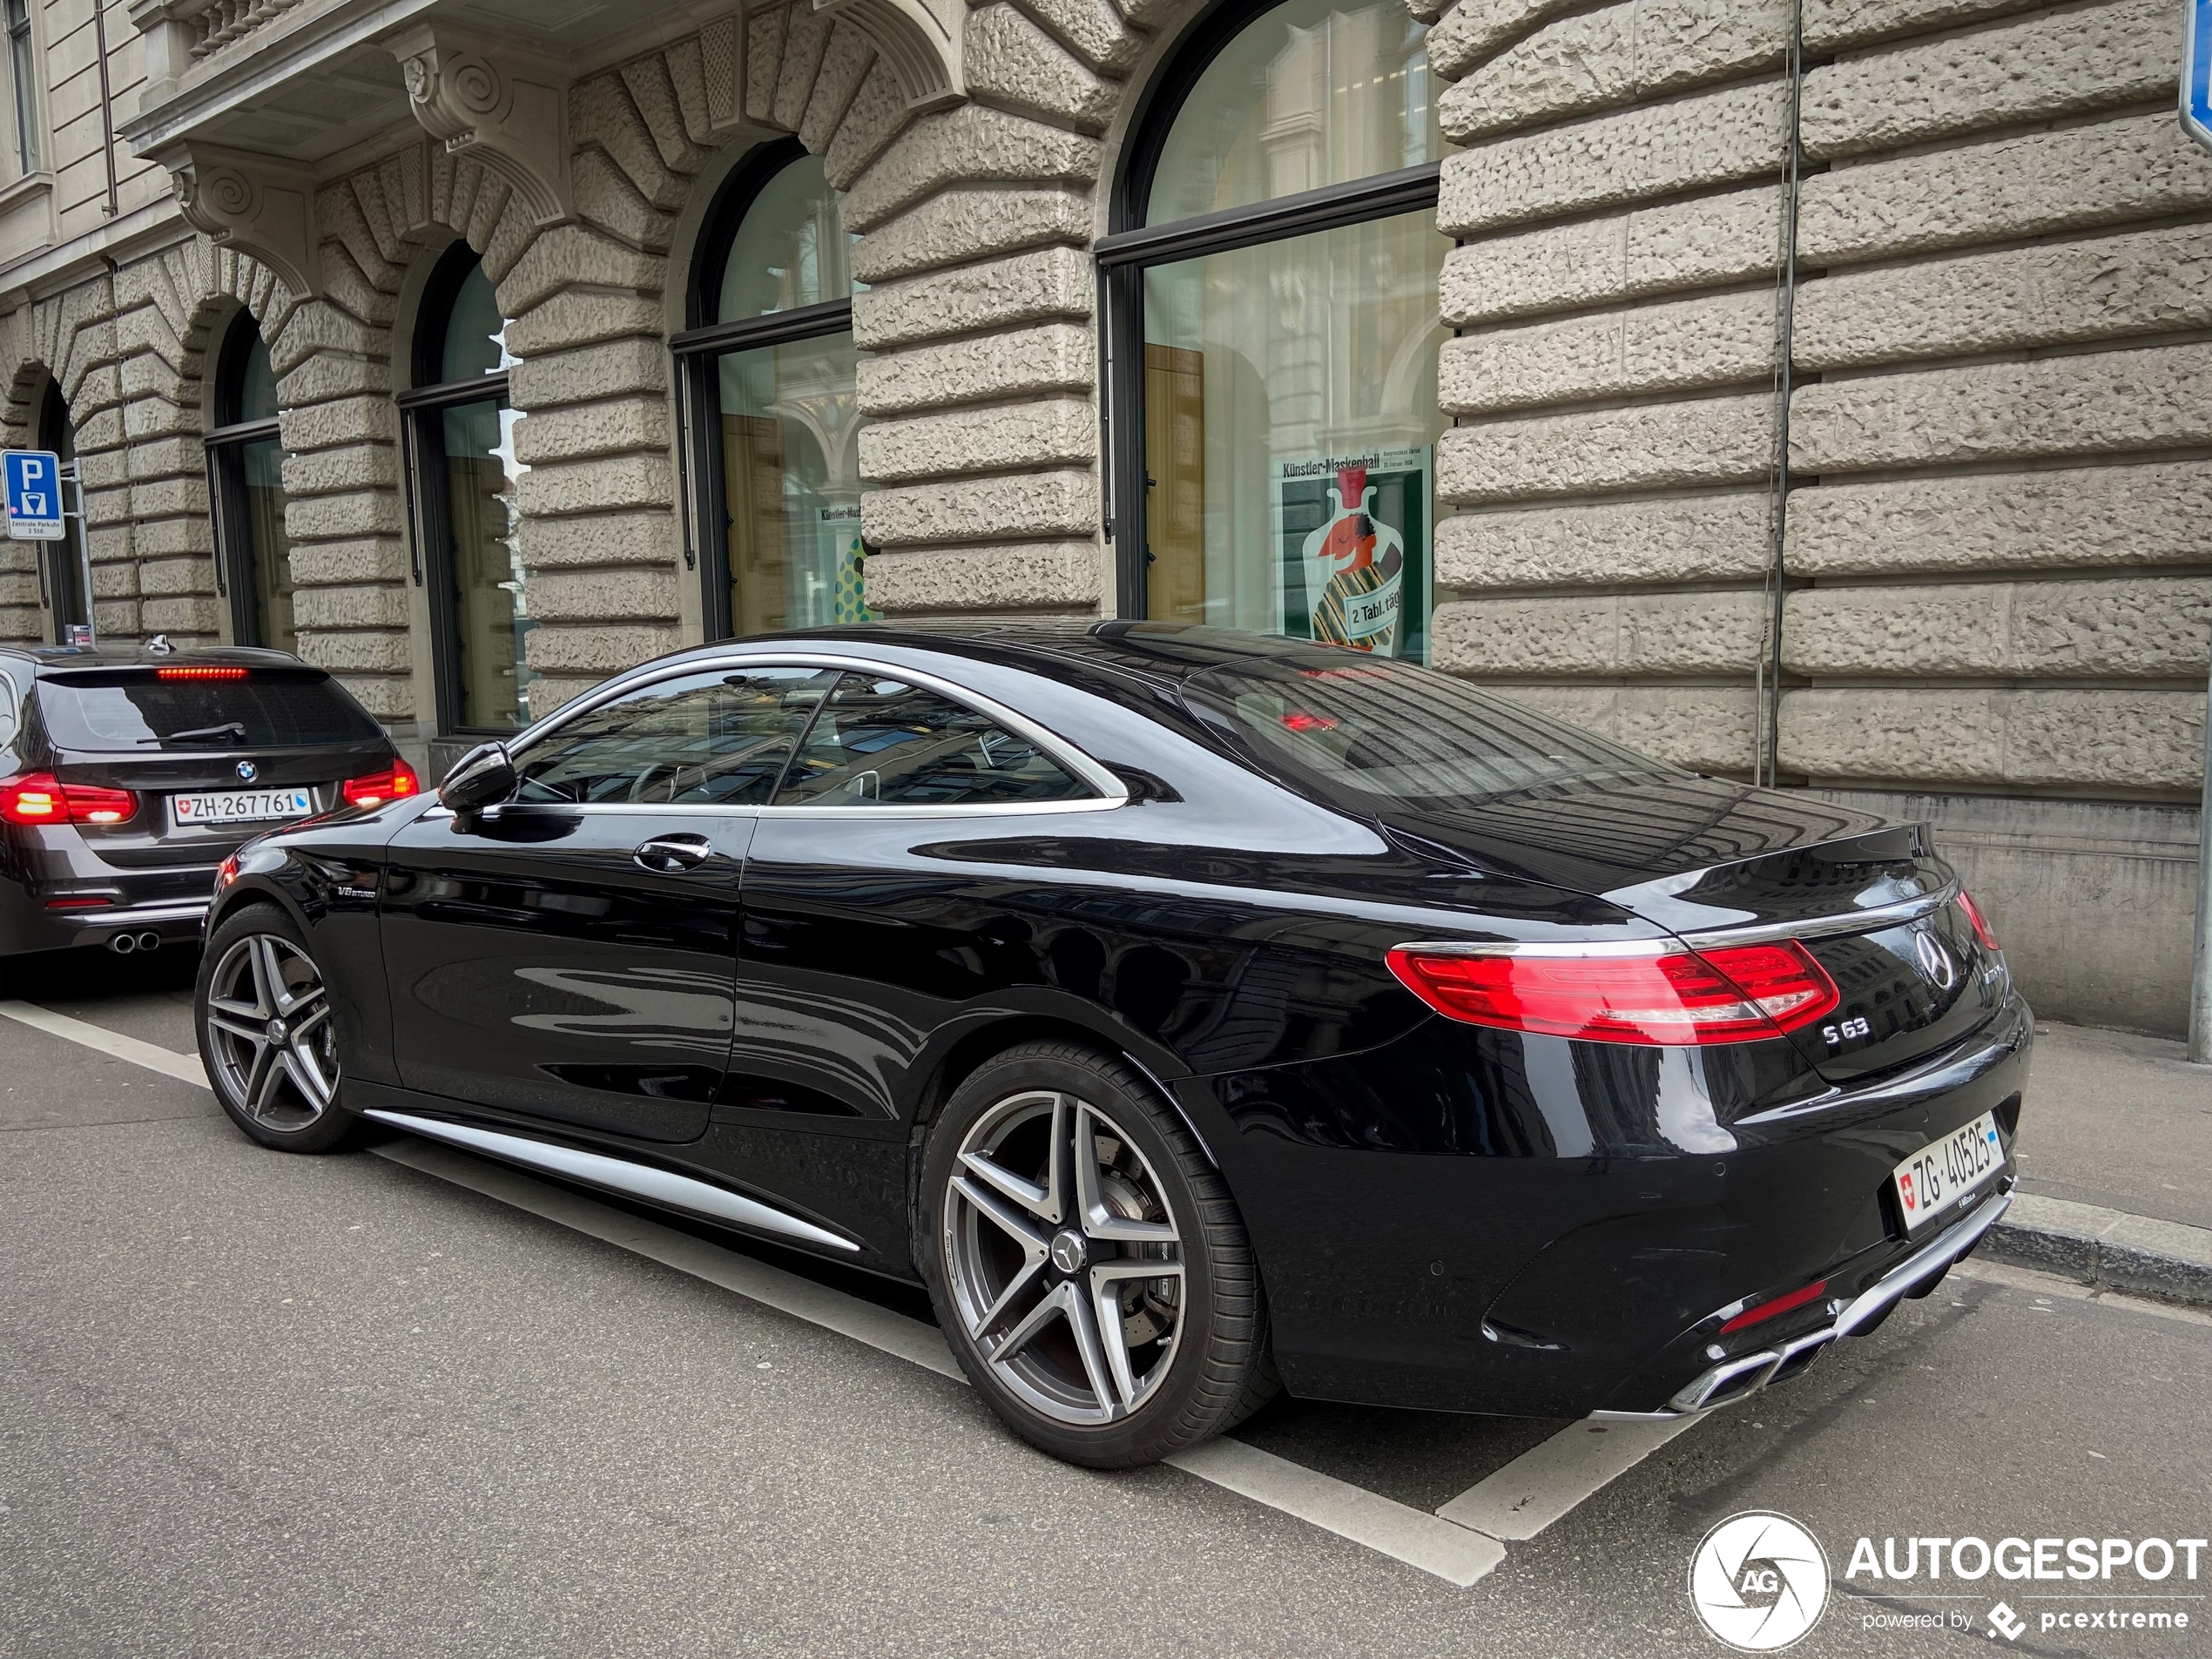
[[920, 1042, 1275, 1467], [196, 903, 356, 1153]]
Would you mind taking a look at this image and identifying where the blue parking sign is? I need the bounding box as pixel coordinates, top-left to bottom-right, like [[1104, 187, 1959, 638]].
[[3, 449, 65, 541], [2186, 0, 2212, 152]]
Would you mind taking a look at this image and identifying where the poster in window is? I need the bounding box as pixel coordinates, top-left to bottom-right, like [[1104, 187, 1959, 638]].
[[1277, 448, 1428, 661], [819, 502, 877, 624]]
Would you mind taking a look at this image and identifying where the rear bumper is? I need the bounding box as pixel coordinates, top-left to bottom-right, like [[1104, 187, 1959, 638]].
[[1595, 1179, 2014, 1420], [0, 893, 209, 954], [1188, 990, 2033, 1417]]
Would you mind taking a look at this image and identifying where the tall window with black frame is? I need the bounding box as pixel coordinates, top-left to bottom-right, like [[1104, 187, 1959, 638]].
[[4, 0, 37, 176], [400, 245, 532, 733], [206, 314, 295, 652], [674, 139, 869, 641], [1103, 0, 1446, 662]]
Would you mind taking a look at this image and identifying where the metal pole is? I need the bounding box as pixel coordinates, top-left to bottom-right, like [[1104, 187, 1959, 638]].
[[62, 460, 91, 647], [2192, 658, 2212, 1062]]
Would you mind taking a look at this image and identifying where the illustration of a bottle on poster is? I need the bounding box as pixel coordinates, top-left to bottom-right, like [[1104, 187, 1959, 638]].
[[1300, 463, 1404, 655]]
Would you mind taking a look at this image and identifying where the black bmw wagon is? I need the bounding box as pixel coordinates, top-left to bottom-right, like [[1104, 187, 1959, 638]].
[[195, 624, 2027, 1467], [0, 643, 414, 960]]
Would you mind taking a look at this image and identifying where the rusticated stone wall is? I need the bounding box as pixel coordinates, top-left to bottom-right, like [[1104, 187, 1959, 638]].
[[1423, 0, 2212, 1029]]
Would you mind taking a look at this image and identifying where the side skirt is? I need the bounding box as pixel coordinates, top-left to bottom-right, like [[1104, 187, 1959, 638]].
[[361, 1107, 861, 1254]]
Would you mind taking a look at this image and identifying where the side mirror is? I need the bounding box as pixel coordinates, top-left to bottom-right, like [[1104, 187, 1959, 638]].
[[439, 741, 517, 816]]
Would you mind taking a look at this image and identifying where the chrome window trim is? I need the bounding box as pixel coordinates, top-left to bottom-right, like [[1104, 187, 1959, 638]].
[[490, 649, 1130, 819]]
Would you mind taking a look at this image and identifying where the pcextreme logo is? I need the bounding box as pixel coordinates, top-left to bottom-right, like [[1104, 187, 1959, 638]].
[[1689, 1511, 1832, 1652]]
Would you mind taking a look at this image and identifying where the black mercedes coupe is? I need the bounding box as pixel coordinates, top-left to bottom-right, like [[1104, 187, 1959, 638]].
[[194, 624, 2027, 1467]]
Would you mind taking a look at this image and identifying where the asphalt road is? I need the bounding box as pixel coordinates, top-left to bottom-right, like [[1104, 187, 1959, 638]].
[[3, 948, 2209, 1659]]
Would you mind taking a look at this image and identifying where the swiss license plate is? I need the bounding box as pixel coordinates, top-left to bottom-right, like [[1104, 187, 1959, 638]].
[[1891, 1111, 2004, 1231], [171, 787, 314, 826]]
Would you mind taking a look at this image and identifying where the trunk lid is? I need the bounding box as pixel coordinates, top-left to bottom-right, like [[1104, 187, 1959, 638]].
[[1601, 826, 2007, 1083], [1367, 790, 2005, 1084]]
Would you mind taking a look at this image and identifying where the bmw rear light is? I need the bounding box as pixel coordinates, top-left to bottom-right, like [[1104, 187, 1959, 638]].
[[341, 760, 420, 809], [156, 666, 249, 680], [1955, 888, 2000, 952], [0, 772, 140, 826], [1384, 940, 1841, 1047]]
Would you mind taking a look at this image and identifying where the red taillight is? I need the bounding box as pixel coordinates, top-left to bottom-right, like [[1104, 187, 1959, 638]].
[[1384, 939, 1840, 1047], [0, 772, 139, 826], [1280, 711, 1338, 732], [341, 760, 420, 809], [1720, 1278, 1830, 1335], [44, 895, 115, 910], [1955, 888, 2000, 952], [156, 666, 249, 680]]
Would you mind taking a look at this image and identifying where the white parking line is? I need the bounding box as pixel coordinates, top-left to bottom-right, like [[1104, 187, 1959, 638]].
[[1436, 1415, 1696, 1540], [374, 1136, 1507, 1588], [0, 1000, 212, 1089], [0, 996, 1687, 1588]]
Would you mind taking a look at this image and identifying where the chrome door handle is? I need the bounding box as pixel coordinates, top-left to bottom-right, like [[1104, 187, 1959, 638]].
[[634, 833, 715, 873]]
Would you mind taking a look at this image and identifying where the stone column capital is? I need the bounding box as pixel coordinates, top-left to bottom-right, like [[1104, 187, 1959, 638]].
[[157, 141, 322, 300], [388, 24, 571, 229]]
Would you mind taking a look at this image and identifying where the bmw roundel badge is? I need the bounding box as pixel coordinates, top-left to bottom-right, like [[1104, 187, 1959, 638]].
[[236, 760, 258, 783]]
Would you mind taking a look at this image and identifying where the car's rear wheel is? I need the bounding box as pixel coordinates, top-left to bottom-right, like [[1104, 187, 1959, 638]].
[[917, 1041, 1277, 1467], [196, 903, 355, 1154]]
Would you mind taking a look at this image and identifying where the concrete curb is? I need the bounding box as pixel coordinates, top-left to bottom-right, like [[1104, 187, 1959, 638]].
[[1983, 1193, 2212, 1308]]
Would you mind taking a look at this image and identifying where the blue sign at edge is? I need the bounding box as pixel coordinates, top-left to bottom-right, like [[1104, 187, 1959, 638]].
[[2, 448, 64, 530], [2185, 0, 2212, 152]]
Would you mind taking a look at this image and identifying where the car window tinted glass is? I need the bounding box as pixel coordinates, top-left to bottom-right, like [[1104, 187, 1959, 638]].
[[514, 667, 836, 806], [774, 674, 1091, 806], [1184, 658, 1680, 802], [36, 671, 384, 751]]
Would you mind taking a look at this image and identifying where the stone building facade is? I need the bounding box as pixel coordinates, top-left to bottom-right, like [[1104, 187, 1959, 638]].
[[0, 0, 2205, 1031]]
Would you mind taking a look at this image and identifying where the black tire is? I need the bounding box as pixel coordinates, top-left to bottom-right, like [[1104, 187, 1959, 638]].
[[194, 901, 357, 1155], [917, 1040, 1278, 1467]]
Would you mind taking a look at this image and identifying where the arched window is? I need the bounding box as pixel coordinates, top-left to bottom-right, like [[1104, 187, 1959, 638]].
[[674, 140, 868, 639], [37, 381, 88, 645], [207, 314, 294, 651], [401, 244, 532, 732], [1103, 0, 1447, 661]]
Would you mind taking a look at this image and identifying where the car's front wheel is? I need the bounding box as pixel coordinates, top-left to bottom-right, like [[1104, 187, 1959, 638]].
[[917, 1041, 1277, 1467], [195, 902, 355, 1154]]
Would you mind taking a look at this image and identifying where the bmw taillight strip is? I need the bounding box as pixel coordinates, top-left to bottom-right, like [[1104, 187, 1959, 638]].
[[341, 759, 421, 809], [0, 772, 141, 826], [1385, 937, 1842, 1048]]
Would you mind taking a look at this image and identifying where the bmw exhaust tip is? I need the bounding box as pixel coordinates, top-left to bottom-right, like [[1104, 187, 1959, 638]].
[[108, 933, 136, 954], [137, 931, 161, 953]]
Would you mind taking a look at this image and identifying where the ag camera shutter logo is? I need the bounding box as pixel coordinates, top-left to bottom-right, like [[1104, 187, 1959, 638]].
[[1689, 1511, 1831, 1651]]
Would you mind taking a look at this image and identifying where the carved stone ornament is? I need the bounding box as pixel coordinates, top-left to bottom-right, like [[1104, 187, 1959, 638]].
[[815, 0, 965, 111], [162, 143, 322, 300], [388, 25, 571, 227]]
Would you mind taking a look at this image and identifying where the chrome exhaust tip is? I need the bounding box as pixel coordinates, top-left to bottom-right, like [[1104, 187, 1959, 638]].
[[108, 933, 137, 954], [136, 931, 162, 953]]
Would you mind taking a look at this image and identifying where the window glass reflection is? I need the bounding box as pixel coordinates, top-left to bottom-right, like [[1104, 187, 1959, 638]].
[[1142, 208, 1447, 660], [1146, 0, 1437, 226], [718, 152, 862, 322], [442, 265, 512, 381], [516, 667, 836, 805], [442, 397, 533, 730], [240, 436, 295, 652], [776, 675, 1089, 806], [718, 332, 869, 635]]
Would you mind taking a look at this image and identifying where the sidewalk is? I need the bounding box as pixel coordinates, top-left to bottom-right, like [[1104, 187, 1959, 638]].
[[1986, 1021, 2212, 1305]]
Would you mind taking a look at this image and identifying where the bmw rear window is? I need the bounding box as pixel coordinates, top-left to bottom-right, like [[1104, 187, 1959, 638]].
[[36, 671, 385, 751], [1184, 657, 1680, 804]]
